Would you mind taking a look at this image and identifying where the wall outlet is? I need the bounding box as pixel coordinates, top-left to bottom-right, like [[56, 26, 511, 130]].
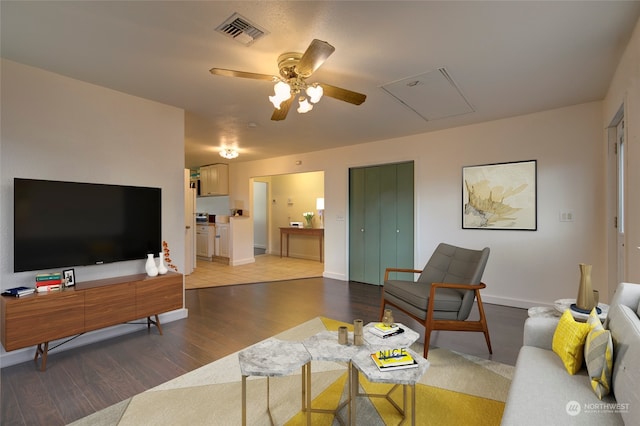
[[559, 210, 575, 222]]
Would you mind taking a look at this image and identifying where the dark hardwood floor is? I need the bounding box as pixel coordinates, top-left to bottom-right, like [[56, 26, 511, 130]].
[[1, 278, 528, 426]]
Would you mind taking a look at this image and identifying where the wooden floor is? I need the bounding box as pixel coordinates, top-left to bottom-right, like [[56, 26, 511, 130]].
[[1, 278, 528, 426]]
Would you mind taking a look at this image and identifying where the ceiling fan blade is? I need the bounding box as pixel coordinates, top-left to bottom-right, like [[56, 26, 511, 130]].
[[319, 83, 367, 105], [271, 96, 294, 121], [209, 68, 276, 81], [296, 39, 335, 78]]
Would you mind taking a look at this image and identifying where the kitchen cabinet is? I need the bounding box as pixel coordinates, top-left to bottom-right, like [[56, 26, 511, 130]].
[[216, 223, 230, 258], [199, 164, 229, 196], [196, 224, 215, 259]]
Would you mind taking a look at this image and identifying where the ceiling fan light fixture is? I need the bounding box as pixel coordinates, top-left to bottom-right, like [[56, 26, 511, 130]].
[[220, 148, 239, 159], [269, 81, 292, 109], [297, 97, 313, 113], [306, 84, 323, 103]]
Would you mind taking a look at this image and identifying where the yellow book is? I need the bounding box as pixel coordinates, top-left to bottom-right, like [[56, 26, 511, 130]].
[[371, 348, 415, 368]]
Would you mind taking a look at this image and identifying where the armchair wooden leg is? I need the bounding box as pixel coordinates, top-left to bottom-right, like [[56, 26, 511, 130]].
[[476, 291, 493, 354], [423, 325, 433, 358]]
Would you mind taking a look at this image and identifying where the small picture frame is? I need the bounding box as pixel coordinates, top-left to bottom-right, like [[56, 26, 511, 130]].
[[63, 268, 76, 287]]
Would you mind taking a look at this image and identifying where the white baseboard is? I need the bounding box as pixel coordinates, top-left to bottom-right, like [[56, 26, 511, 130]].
[[230, 257, 255, 266], [0, 308, 188, 369], [482, 294, 550, 309], [322, 271, 347, 281]]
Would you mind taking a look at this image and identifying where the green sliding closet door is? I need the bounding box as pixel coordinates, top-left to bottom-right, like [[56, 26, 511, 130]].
[[349, 162, 414, 285]]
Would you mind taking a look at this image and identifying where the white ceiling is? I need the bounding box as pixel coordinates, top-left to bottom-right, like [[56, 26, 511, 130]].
[[2, 1, 639, 169]]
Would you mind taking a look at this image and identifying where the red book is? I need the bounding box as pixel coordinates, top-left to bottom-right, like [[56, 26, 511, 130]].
[[36, 279, 63, 287]]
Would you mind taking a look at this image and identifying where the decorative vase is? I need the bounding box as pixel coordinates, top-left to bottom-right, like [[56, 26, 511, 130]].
[[145, 253, 158, 277], [353, 319, 364, 346], [382, 309, 395, 327], [157, 252, 168, 275], [576, 263, 595, 311], [304, 217, 313, 228]]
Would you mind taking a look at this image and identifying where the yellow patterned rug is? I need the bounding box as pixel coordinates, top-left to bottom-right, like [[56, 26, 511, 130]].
[[70, 317, 512, 425]]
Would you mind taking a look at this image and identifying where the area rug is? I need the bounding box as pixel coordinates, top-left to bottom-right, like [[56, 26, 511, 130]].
[[69, 317, 513, 425]]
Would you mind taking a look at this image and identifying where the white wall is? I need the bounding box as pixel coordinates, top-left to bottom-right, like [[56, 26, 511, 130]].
[[230, 101, 607, 308], [0, 60, 187, 364], [603, 17, 640, 290]]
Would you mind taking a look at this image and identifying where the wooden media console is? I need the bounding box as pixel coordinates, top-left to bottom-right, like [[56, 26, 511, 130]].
[[0, 271, 183, 371]]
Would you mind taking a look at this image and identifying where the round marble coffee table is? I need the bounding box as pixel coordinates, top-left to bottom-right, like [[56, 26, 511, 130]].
[[238, 338, 312, 425], [363, 322, 420, 350], [350, 347, 430, 426]]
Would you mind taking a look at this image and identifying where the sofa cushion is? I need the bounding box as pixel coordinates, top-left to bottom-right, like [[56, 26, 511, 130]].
[[501, 346, 622, 425], [584, 308, 613, 399], [552, 310, 591, 375], [607, 303, 640, 424]]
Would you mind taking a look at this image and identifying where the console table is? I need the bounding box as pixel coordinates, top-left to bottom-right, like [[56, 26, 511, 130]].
[[279, 227, 324, 263], [0, 271, 183, 370]]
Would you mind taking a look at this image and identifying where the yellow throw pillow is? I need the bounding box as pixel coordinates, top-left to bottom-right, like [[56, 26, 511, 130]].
[[552, 310, 591, 375], [584, 308, 613, 399]]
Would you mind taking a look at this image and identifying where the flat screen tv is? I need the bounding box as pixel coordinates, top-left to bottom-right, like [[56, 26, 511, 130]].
[[14, 178, 161, 272]]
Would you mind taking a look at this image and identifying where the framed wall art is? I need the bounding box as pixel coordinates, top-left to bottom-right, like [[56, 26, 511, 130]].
[[462, 160, 537, 230]]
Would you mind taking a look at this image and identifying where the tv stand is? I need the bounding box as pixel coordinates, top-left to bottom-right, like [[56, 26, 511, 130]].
[[1, 272, 183, 371]]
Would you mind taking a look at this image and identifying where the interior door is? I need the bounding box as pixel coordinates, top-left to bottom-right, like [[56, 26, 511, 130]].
[[349, 168, 366, 282], [253, 181, 268, 254], [349, 162, 414, 285], [616, 119, 626, 282], [184, 169, 196, 274], [363, 166, 382, 284]]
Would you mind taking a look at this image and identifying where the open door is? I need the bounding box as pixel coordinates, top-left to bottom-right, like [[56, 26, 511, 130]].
[[184, 169, 196, 274]]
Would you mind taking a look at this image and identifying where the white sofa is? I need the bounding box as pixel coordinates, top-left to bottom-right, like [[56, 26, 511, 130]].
[[502, 282, 640, 425]]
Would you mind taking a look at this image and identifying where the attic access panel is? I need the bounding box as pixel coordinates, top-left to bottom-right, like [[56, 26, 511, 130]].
[[381, 68, 474, 121]]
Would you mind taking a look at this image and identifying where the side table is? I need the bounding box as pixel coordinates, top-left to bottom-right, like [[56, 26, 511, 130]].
[[528, 300, 609, 322], [302, 330, 365, 425], [238, 338, 312, 425], [554, 299, 609, 322], [363, 322, 420, 350], [350, 347, 430, 426]]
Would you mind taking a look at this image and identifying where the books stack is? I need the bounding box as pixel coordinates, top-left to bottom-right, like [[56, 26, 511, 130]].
[[370, 348, 418, 371], [2, 286, 36, 298], [369, 322, 405, 338], [36, 272, 63, 292]]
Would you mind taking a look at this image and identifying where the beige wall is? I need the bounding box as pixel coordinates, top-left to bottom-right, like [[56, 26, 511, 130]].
[[231, 101, 607, 308], [0, 59, 187, 364], [267, 171, 324, 259], [0, 59, 186, 289]]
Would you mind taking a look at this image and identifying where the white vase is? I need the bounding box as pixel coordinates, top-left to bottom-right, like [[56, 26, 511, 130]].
[[145, 253, 158, 277], [157, 252, 168, 275]]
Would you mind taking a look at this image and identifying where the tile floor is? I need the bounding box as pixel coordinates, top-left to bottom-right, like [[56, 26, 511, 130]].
[[185, 254, 325, 289]]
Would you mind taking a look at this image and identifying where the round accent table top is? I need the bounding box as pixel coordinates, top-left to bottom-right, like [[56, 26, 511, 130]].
[[554, 299, 609, 321]]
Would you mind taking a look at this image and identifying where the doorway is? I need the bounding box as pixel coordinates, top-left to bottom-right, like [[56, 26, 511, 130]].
[[252, 171, 324, 260], [253, 181, 268, 255]]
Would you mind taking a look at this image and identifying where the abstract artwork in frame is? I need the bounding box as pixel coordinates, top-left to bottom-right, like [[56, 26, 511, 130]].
[[462, 160, 537, 230]]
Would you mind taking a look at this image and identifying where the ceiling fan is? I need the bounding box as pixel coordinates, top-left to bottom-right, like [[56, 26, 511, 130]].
[[210, 39, 366, 121]]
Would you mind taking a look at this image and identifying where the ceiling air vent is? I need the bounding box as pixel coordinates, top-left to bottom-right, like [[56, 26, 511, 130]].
[[215, 13, 268, 46]]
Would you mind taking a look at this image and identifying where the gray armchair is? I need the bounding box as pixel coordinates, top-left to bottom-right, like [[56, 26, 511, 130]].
[[380, 243, 491, 358]]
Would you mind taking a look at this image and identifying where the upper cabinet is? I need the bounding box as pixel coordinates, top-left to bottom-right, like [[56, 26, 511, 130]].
[[200, 164, 229, 196]]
